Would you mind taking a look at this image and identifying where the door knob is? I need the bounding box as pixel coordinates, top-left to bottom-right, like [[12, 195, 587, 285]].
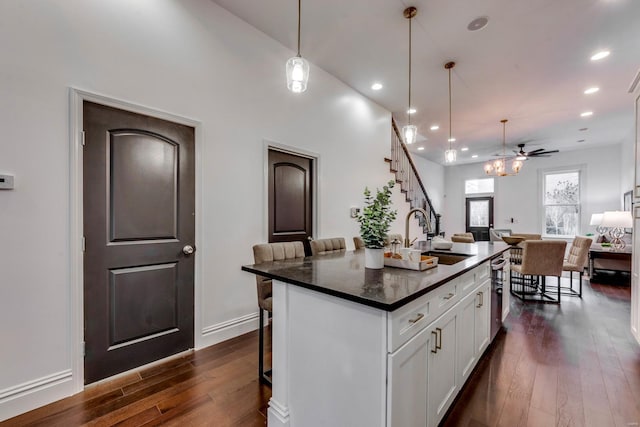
[[182, 245, 195, 255]]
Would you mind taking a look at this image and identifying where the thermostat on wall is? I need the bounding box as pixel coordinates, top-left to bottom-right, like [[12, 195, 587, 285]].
[[0, 174, 14, 190]]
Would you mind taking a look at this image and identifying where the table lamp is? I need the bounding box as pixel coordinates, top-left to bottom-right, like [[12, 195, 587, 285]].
[[600, 211, 632, 250], [589, 213, 605, 234]]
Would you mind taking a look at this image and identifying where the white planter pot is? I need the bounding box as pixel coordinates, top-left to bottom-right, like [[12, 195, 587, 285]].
[[364, 247, 385, 269]]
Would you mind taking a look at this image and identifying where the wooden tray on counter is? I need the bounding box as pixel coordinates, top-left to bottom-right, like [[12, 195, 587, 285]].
[[384, 255, 438, 271]]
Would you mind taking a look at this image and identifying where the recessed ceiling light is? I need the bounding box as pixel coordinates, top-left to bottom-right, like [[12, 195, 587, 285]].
[[417, 146, 425, 151], [430, 125, 440, 131], [448, 137, 456, 142], [471, 154, 478, 158], [407, 108, 417, 114], [580, 111, 593, 117], [584, 87, 600, 95], [461, 147, 469, 151], [467, 16, 489, 31], [577, 139, 585, 142], [579, 127, 588, 131], [590, 50, 610, 61], [371, 82, 383, 90]]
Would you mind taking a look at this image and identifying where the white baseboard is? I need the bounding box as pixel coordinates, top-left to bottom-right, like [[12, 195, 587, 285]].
[[199, 312, 259, 349], [0, 370, 74, 422]]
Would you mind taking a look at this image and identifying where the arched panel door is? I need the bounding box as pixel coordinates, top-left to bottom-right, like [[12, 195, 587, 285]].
[[268, 149, 313, 255]]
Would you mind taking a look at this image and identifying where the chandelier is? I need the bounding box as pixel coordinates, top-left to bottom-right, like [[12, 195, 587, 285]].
[[402, 6, 418, 145], [484, 119, 523, 176]]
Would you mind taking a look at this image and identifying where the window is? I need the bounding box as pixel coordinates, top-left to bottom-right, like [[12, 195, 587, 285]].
[[465, 178, 494, 195], [543, 170, 580, 237]]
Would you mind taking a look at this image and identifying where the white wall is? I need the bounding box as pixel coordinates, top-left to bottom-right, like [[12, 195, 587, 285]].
[[0, 0, 434, 420], [444, 144, 623, 238]]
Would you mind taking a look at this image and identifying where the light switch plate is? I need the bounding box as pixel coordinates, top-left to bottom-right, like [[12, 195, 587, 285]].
[[0, 174, 15, 190]]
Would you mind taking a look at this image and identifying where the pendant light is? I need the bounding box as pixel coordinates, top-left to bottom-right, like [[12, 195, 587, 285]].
[[444, 62, 457, 163], [286, 0, 309, 93], [402, 7, 417, 145], [483, 119, 523, 176]]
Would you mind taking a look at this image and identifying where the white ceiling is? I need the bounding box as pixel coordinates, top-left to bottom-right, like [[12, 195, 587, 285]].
[[212, 0, 640, 165]]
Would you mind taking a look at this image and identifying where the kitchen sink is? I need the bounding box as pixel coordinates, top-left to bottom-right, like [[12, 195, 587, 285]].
[[422, 251, 472, 265]]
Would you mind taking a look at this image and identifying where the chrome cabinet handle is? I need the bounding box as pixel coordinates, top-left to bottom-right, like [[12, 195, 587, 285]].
[[436, 327, 442, 350], [476, 291, 483, 308], [431, 331, 438, 353], [182, 245, 195, 255], [443, 292, 455, 300], [408, 313, 424, 324]]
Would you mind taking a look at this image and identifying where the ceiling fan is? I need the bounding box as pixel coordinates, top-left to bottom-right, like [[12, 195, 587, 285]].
[[513, 143, 559, 159]]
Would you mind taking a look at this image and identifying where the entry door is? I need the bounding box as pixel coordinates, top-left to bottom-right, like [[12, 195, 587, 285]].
[[465, 197, 494, 241], [268, 149, 313, 255], [83, 101, 195, 384]]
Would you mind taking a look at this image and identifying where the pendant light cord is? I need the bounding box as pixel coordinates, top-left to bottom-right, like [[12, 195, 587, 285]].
[[297, 0, 301, 57], [407, 16, 412, 126]]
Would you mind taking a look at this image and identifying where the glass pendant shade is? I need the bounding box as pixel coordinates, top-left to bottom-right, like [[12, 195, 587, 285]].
[[444, 149, 457, 163], [512, 159, 523, 173], [484, 163, 493, 174], [403, 124, 417, 145], [286, 56, 309, 93]]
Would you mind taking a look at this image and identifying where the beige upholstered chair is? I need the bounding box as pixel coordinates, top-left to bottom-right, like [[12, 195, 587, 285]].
[[353, 236, 365, 250], [252, 241, 306, 385], [451, 233, 475, 243], [562, 236, 592, 297], [310, 237, 347, 255], [510, 240, 567, 303]]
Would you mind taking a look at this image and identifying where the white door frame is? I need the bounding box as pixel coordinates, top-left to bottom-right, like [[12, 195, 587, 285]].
[[69, 88, 203, 391]]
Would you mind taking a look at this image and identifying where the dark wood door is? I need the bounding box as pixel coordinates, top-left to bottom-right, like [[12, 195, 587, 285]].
[[465, 197, 494, 241], [83, 101, 195, 384], [268, 149, 313, 254]]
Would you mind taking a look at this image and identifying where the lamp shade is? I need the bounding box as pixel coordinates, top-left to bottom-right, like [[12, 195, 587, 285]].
[[600, 211, 632, 228], [589, 213, 603, 226]]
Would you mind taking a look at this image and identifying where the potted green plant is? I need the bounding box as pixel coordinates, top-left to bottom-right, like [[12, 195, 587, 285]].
[[355, 180, 397, 269]]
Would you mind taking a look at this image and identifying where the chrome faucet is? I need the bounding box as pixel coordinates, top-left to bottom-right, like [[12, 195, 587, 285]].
[[404, 208, 433, 247]]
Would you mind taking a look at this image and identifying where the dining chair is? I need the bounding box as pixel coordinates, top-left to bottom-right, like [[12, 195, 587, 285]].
[[353, 236, 365, 249], [560, 236, 592, 297], [510, 240, 567, 304], [252, 241, 306, 385]]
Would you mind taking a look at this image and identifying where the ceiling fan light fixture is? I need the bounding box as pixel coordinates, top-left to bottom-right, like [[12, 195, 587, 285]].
[[484, 119, 522, 176], [286, 0, 309, 93]]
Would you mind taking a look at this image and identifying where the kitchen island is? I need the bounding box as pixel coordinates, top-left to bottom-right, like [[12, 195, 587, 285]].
[[242, 241, 510, 427]]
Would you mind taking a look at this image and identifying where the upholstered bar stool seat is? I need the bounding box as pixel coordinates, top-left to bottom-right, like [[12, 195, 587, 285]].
[[310, 237, 347, 255], [451, 232, 475, 243], [252, 241, 306, 385]]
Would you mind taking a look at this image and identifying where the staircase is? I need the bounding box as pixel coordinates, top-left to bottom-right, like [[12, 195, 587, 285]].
[[386, 119, 441, 237]]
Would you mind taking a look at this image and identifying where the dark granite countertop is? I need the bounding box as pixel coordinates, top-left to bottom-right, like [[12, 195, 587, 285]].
[[242, 241, 510, 311]]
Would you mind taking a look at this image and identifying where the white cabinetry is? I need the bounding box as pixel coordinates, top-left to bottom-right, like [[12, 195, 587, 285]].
[[386, 262, 494, 427]]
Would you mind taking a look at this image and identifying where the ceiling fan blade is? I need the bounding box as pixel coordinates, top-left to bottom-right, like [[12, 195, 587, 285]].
[[529, 154, 551, 157], [529, 149, 559, 156], [527, 148, 545, 154]]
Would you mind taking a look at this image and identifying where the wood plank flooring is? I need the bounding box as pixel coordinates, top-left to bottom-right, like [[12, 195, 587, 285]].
[[3, 277, 639, 426]]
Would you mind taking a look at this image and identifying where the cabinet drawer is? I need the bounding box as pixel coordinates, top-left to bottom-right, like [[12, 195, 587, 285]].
[[387, 292, 433, 353]]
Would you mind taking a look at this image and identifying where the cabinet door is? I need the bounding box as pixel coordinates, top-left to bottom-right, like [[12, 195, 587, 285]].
[[475, 280, 491, 355], [427, 307, 458, 427], [387, 326, 430, 427], [457, 289, 477, 384]]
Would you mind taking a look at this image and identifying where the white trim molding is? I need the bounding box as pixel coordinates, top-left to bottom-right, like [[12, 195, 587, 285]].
[[199, 312, 260, 349], [0, 370, 73, 421]]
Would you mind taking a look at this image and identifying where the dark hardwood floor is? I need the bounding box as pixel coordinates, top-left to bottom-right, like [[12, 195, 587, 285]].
[[3, 276, 639, 426]]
